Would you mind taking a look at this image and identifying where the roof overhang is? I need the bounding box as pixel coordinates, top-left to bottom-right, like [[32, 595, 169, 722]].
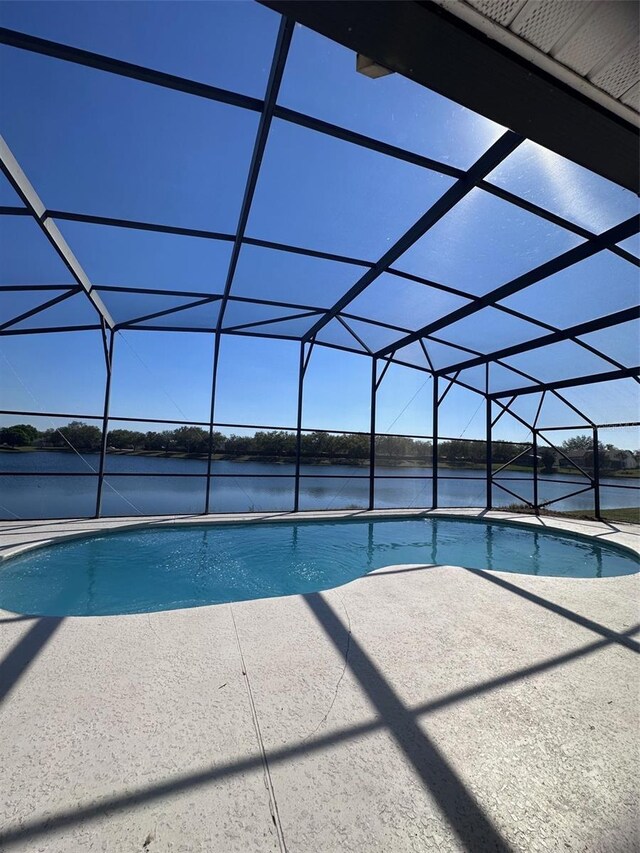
[[260, 0, 639, 192]]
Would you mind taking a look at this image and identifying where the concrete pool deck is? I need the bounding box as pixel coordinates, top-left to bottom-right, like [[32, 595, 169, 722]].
[[0, 509, 638, 852]]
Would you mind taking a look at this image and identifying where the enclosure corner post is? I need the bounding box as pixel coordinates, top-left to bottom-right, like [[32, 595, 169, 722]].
[[484, 363, 493, 509], [204, 332, 221, 515], [532, 428, 539, 515], [593, 426, 601, 520], [294, 340, 305, 513], [95, 327, 114, 519], [369, 356, 377, 511], [486, 393, 493, 512], [432, 375, 438, 510]]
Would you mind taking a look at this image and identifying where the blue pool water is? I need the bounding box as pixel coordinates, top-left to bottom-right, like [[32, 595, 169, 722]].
[[0, 516, 637, 616]]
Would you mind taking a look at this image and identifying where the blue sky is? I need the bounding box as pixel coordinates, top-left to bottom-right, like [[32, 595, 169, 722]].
[[0, 1, 638, 442]]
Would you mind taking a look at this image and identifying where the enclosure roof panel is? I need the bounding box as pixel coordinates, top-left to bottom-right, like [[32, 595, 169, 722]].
[[0, 0, 280, 97]]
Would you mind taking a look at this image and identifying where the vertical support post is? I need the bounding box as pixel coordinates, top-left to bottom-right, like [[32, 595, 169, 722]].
[[369, 357, 377, 511], [486, 396, 493, 511], [95, 328, 114, 519], [432, 375, 438, 509], [593, 426, 601, 520], [293, 340, 305, 513], [532, 428, 539, 515], [486, 364, 492, 512], [204, 332, 221, 515]]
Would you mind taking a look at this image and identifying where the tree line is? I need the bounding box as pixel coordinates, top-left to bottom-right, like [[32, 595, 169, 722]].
[[0, 422, 636, 470]]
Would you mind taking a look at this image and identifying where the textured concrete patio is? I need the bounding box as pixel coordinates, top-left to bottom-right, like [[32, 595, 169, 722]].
[[0, 510, 638, 852]]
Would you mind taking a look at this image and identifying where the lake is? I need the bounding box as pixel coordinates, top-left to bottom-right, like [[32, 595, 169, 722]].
[[0, 451, 638, 519]]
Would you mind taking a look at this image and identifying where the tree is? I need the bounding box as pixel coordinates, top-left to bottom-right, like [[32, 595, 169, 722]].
[[253, 430, 296, 457], [58, 421, 102, 451], [144, 431, 169, 451], [539, 447, 556, 474], [491, 441, 529, 464], [301, 431, 337, 461], [559, 435, 606, 469], [107, 429, 145, 450], [376, 435, 433, 467], [171, 426, 209, 454], [332, 432, 368, 461], [224, 433, 255, 455], [209, 431, 225, 453], [0, 424, 38, 447], [560, 435, 593, 453]]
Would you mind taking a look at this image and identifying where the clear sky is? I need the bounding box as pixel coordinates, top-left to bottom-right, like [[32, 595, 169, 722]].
[[0, 1, 638, 443]]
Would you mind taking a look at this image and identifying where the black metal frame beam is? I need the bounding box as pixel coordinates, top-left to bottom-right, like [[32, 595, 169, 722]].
[[536, 432, 595, 483], [336, 316, 372, 355], [4, 193, 623, 378], [203, 333, 222, 514], [369, 356, 377, 509], [491, 397, 537, 434], [222, 310, 320, 335], [492, 444, 534, 478], [2, 156, 634, 384], [0, 283, 75, 291], [0, 135, 115, 329], [485, 365, 492, 509], [215, 17, 294, 334], [21, 189, 637, 269], [3, 22, 638, 240], [94, 329, 114, 517], [377, 216, 640, 357], [1, 402, 636, 438], [538, 483, 594, 511], [86, 252, 610, 368], [593, 427, 601, 518], [44, 209, 374, 269], [206, 19, 293, 513], [492, 480, 536, 510], [292, 341, 308, 512], [0, 324, 117, 336], [115, 296, 223, 330], [548, 390, 596, 428], [491, 366, 640, 399], [0, 26, 263, 113], [2, 270, 632, 390], [0, 287, 81, 332], [433, 306, 640, 376], [301, 130, 523, 343]]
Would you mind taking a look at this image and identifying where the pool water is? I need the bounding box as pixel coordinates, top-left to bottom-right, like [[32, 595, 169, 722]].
[[0, 516, 637, 616]]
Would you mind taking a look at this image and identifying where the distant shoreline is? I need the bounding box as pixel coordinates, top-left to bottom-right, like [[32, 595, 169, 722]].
[[2, 446, 639, 478]]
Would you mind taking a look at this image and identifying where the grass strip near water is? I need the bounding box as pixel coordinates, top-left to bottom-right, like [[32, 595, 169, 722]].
[[501, 503, 640, 525]]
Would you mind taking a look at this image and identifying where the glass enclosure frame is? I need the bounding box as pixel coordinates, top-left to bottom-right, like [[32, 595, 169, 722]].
[[0, 11, 638, 521]]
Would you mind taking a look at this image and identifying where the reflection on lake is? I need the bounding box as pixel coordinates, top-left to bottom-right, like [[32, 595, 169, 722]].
[[0, 451, 638, 519]]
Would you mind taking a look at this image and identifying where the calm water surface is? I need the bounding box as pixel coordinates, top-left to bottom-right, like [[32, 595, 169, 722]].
[[0, 451, 638, 519]]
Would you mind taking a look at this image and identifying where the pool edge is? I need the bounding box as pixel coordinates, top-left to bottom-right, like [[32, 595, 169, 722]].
[[1, 507, 639, 566]]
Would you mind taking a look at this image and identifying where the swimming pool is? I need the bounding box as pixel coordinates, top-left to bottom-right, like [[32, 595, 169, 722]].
[[0, 516, 637, 617]]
